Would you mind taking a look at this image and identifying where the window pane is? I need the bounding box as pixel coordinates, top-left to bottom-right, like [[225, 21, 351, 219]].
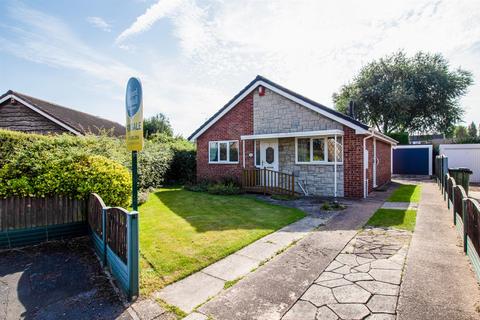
[[312, 138, 325, 161], [229, 141, 239, 162], [327, 137, 343, 162], [336, 137, 343, 162], [255, 141, 260, 166], [219, 142, 228, 161], [297, 138, 310, 162], [209, 142, 218, 162], [266, 147, 274, 164]]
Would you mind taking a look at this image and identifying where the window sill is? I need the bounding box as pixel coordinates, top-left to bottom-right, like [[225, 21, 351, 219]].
[[208, 161, 240, 165], [295, 162, 344, 165]]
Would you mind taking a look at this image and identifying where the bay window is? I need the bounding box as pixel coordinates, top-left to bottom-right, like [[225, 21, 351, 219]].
[[209, 140, 239, 163], [296, 136, 343, 164]]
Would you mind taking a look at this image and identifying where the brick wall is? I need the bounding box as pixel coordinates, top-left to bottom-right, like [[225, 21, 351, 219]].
[[196, 93, 254, 182], [375, 139, 392, 187], [366, 138, 374, 193], [343, 126, 364, 198]]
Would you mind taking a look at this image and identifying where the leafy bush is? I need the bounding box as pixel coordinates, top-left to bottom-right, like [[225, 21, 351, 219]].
[[149, 133, 196, 184], [0, 130, 197, 207], [137, 140, 174, 190], [207, 182, 242, 195]]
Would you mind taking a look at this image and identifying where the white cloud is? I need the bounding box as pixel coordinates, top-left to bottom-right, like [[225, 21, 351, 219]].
[[86, 16, 111, 32], [2, 4, 140, 88], [3, 0, 480, 136], [119, 0, 480, 136], [116, 0, 184, 44]]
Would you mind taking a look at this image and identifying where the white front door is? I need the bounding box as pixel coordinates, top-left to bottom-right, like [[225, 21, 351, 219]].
[[260, 139, 279, 172]]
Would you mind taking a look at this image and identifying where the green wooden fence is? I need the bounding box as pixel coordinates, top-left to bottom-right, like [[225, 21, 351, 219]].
[[88, 194, 139, 300], [0, 193, 139, 301], [436, 155, 480, 282]]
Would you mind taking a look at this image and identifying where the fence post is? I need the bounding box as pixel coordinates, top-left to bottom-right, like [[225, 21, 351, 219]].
[[291, 173, 295, 196], [101, 207, 107, 267], [463, 199, 468, 254], [263, 168, 267, 195], [127, 211, 139, 301]]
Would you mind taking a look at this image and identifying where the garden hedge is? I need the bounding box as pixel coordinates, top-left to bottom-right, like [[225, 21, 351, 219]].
[[0, 130, 196, 205]]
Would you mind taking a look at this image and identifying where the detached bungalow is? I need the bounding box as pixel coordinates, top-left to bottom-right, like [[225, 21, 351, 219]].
[[189, 76, 397, 198]]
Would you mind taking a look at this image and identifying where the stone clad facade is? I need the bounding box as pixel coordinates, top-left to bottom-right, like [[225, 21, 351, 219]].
[[254, 88, 344, 197], [253, 88, 342, 134], [278, 138, 344, 197]]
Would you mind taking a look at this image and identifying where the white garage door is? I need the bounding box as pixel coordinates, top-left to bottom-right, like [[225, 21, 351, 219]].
[[439, 144, 480, 183]]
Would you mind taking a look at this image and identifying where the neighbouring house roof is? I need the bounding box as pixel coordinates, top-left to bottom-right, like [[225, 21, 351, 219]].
[[0, 90, 125, 136], [188, 75, 376, 142]]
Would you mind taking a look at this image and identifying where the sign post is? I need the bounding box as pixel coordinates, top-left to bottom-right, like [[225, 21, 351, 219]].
[[125, 77, 144, 211]]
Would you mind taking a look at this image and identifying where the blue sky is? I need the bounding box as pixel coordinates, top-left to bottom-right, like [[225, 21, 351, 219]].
[[1, 0, 479, 137]]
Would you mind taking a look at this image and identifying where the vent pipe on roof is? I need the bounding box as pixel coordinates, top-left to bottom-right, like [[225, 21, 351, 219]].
[[348, 100, 356, 119]]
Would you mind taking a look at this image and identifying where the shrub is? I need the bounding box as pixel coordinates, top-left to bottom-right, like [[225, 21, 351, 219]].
[[0, 153, 131, 207], [149, 133, 196, 184], [0, 130, 131, 207], [137, 140, 174, 190], [207, 182, 242, 195]]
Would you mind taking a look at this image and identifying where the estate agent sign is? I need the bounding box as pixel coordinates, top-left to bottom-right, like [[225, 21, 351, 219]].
[[125, 77, 143, 211], [126, 77, 144, 151]]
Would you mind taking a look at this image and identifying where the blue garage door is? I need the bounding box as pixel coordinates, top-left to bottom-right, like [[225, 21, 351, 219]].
[[393, 146, 432, 175]]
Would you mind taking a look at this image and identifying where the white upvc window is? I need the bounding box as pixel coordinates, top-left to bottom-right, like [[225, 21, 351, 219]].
[[209, 140, 239, 164], [295, 136, 343, 164]]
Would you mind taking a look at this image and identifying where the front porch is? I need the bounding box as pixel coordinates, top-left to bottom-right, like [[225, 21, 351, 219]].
[[240, 130, 344, 197]]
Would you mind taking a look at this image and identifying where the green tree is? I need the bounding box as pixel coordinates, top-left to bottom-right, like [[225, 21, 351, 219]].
[[143, 113, 173, 138], [333, 51, 473, 134], [455, 125, 468, 139], [468, 121, 477, 138]]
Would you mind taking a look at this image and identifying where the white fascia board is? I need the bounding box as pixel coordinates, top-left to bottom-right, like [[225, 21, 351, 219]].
[[189, 80, 369, 141], [0, 94, 82, 136], [241, 129, 344, 140], [370, 130, 398, 145]]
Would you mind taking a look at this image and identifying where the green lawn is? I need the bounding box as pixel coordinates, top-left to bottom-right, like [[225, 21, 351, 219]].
[[388, 184, 422, 202], [366, 209, 417, 231], [138, 188, 306, 295]]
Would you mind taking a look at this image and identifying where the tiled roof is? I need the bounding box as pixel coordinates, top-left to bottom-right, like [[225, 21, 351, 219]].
[[1, 90, 125, 136], [188, 75, 369, 140]]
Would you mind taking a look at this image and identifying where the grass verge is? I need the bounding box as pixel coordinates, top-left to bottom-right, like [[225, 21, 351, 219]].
[[366, 208, 417, 231], [388, 184, 422, 202]]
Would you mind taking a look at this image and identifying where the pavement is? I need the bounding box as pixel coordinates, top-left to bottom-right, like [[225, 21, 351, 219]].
[[196, 189, 393, 320], [397, 179, 480, 320], [0, 237, 132, 320]]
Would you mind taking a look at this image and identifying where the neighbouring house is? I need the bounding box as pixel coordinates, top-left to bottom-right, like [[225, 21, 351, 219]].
[[188, 76, 397, 198], [0, 90, 124, 136]]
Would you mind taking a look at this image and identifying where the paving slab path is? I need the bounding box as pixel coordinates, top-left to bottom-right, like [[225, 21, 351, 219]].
[[196, 190, 392, 320], [282, 227, 411, 320], [396, 180, 480, 320]]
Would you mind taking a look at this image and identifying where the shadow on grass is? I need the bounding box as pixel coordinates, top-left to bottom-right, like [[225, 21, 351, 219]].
[[366, 208, 416, 231], [141, 188, 305, 233]]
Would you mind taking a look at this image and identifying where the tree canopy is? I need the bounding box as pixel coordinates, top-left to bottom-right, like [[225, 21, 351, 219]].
[[143, 113, 173, 138], [333, 51, 473, 134]]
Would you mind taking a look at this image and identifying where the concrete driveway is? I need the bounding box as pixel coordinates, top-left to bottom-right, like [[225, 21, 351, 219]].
[[0, 237, 132, 320]]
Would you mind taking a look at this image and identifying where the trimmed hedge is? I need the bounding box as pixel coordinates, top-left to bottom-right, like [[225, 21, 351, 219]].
[[0, 130, 196, 205], [0, 130, 131, 207]]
